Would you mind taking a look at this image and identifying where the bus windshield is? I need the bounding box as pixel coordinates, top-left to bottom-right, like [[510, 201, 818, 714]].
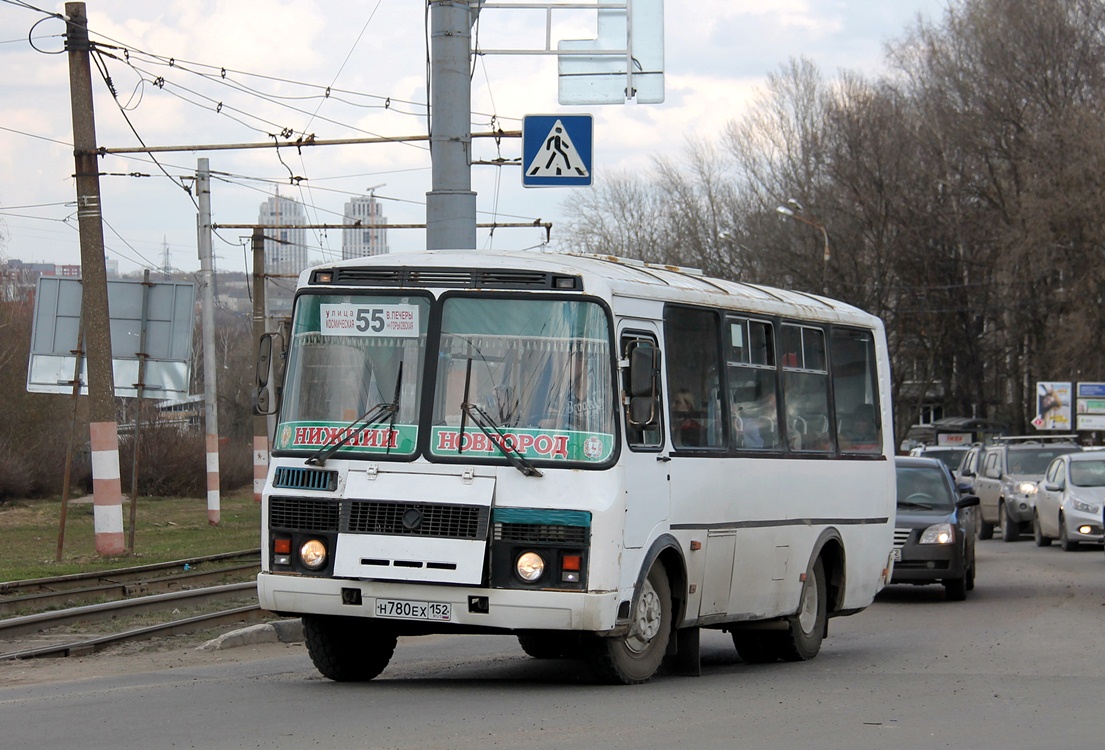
[[430, 296, 616, 464], [273, 293, 430, 458]]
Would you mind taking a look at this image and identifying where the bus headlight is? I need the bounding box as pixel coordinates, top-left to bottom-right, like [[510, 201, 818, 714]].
[[515, 551, 546, 582], [919, 523, 955, 545], [300, 539, 328, 570]]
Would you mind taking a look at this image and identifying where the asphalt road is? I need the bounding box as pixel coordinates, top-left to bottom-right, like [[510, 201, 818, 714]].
[[2, 538, 1103, 749]]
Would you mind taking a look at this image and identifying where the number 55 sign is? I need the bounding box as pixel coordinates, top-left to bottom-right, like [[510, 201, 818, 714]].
[[319, 304, 420, 337]]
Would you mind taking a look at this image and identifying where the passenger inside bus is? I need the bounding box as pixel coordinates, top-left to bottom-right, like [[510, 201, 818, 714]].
[[839, 403, 879, 451], [732, 388, 779, 449], [671, 389, 703, 447]]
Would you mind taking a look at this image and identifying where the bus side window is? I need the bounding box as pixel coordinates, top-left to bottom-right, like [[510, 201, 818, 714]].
[[830, 328, 882, 453], [663, 306, 723, 449]]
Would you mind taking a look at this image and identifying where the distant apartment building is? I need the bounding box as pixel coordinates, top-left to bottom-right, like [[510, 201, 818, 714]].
[[258, 194, 310, 322], [2, 258, 117, 301], [342, 193, 389, 258]]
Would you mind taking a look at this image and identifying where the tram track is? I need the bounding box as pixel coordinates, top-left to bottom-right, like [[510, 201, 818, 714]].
[[0, 549, 269, 661]]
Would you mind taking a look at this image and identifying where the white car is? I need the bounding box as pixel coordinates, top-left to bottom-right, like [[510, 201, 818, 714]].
[[1033, 452, 1105, 550]]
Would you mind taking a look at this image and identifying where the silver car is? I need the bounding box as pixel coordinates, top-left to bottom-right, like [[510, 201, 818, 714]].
[[1034, 452, 1105, 550]]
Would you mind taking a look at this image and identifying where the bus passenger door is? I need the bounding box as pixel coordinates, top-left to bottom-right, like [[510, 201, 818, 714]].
[[619, 327, 670, 549]]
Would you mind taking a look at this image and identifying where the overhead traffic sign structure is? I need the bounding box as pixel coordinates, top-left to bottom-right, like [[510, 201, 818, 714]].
[[522, 114, 593, 187]]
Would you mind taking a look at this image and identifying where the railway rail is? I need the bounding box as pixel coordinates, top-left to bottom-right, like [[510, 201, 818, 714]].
[[0, 549, 270, 661]]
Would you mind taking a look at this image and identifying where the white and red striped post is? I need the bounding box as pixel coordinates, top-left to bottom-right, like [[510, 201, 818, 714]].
[[90, 421, 125, 555]]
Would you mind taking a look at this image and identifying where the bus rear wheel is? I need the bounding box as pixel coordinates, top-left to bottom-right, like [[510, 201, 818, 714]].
[[777, 557, 827, 662], [587, 563, 672, 684], [303, 615, 397, 682]]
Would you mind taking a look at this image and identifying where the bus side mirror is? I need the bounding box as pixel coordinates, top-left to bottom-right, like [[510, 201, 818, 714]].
[[626, 343, 660, 427], [253, 331, 285, 416]]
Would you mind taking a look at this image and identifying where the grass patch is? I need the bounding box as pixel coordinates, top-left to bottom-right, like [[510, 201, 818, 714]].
[[0, 487, 261, 583]]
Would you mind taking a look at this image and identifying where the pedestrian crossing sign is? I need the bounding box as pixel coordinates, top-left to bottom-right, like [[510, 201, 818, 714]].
[[522, 114, 593, 187]]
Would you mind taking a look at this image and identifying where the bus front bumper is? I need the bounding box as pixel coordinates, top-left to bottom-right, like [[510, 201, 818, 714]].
[[257, 572, 621, 633]]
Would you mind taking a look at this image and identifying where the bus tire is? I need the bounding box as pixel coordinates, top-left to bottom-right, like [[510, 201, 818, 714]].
[[587, 563, 672, 684], [517, 632, 583, 660], [777, 557, 827, 662], [302, 615, 396, 682]]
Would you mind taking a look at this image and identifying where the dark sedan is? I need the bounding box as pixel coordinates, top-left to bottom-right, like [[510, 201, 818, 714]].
[[891, 457, 981, 600]]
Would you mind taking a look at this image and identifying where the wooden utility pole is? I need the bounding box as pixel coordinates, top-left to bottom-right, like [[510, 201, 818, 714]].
[[66, 1, 124, 555]]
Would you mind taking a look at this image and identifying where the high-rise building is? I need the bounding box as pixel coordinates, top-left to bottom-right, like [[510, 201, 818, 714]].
[[258, 193, 309, 275], [342, 193, 389, 258], [258, 193, 309, 323]]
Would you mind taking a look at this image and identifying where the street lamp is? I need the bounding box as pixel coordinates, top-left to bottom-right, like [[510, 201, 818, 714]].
[[776, 199, 830, 293]]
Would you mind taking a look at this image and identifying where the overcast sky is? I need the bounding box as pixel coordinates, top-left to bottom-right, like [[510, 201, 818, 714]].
[[0, 0, 949, 277]]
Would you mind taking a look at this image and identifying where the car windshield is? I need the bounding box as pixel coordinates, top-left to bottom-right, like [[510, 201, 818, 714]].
[[920, 448, 965, 471], [895, 465, 956, 511], [1007, 447, 1079, 475], [1069, 459, 1105, 487]]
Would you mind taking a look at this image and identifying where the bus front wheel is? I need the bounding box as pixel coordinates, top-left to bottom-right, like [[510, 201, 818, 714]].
[[303, 615, 397, 682], [587, 563, 672, 684]]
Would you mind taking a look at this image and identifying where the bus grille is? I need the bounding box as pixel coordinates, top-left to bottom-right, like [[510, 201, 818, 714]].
[[268, 496, 488, 540], [270, 496, 341, 532], [272, 466, 337, 492], [317, 267, 581, 291], [494, 523, 589, 545], [348, 501, 489, 539]]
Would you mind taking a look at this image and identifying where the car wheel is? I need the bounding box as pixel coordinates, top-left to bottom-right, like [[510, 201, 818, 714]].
[[1059, 514, 1081, 552], [978, 518, 994, 540], [1000, 501, 1020, 542], [966, 561, 975, 591], [945, 575, 967, 601], [1033, 511, 1052, 547]]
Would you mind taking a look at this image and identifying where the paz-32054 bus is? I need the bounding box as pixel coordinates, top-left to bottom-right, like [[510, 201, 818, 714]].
[[255, 249, 896, 684]]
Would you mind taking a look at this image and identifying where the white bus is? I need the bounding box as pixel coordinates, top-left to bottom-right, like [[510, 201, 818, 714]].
[[256, 249, 896, 684]]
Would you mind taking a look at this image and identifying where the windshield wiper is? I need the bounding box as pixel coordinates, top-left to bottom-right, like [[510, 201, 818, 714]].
[[457, 357, 541, 477], [461, 400, 543, 478], [305, 400, 396, 466], [384, 361, 403, 456]]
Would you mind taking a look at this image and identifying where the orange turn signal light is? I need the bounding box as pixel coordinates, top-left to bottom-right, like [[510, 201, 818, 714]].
[[562, 554, 582, 572], [274, 538, 292, 554]]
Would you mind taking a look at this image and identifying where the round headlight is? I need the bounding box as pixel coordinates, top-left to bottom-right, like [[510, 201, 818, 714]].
[[515, 551, 546, 582], [300, 539, 328, 570], [1018, 482, 1038, 495]]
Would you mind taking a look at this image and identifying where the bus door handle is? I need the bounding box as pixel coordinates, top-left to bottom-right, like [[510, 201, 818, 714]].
[[657, 455, 671, 462]]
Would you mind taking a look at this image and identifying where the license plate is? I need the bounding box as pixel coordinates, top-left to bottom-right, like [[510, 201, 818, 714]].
[[374, 598, 452, 621], [891, 548, 902, 561]]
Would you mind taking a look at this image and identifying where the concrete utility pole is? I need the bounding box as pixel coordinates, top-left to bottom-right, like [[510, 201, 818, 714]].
[[252, 228, 269, 503], [66, 1, 124, 556], [197, 159, 221, 524], [426, 0, 480, 250]]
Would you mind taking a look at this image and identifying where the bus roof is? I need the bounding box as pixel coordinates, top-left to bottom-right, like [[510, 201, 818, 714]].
[[301, 249, 879, 327]]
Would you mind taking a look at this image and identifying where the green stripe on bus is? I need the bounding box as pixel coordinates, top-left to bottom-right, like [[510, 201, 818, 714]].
[[493, 508, 591, 527]]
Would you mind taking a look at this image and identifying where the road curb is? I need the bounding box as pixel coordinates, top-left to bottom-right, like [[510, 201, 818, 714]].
[[198, 618, 304, 651]]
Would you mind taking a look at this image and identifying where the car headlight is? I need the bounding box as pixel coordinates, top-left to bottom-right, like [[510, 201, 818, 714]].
[[1017, 482, 1038, 495], [1072, 498, 1100, 514], [515, 551, 546, 582], [919, 523, 955, 544], [299, 538, 328, 570]]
